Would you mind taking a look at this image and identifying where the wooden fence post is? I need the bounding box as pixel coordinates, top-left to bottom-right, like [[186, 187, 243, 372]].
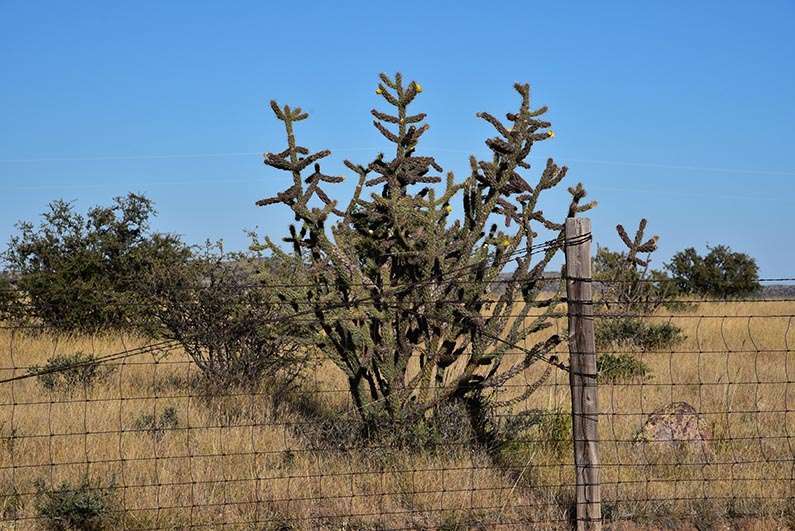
[[564, 217, 601, 530]]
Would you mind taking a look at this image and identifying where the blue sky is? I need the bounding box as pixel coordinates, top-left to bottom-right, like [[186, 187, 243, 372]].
[[1, 1, 794, 275]]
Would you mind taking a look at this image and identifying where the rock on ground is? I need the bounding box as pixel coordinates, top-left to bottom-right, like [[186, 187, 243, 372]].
[[634, 401, 711, 456]]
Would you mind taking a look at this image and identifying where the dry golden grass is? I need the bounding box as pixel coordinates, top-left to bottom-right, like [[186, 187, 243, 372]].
[[501, 299, 795, 528], [0, 299, 793, 529]]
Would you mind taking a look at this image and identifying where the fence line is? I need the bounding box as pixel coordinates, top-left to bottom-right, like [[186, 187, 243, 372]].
[[1, 222, 794, 528]]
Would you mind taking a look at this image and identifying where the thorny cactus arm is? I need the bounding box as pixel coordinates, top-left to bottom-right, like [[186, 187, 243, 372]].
[[603, 219, 671, 313], [256, 101, 334, 217], [437, 84, 595, 399], [256, 101, 376, 291], [617, 219, 659, 267]]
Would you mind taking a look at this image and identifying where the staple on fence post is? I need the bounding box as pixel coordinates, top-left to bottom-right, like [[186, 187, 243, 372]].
[[564, 217, 602, 530]]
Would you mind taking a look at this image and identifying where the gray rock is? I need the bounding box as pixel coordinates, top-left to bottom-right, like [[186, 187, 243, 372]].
[[634, 401, 711, 456]]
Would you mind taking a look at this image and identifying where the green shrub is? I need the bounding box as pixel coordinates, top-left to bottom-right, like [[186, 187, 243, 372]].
[[383, 399, 478, 452], [531, 408, 571, 458], [28, 352, 114, 393], [596, 318, 683, 352], [0, 275, 22, 325], [1, 482, 22, 520], [3, 193, 190, 333], [597, 352, 651, 383], [667, 245, 761, 298], [499, 408, 572, 461], [132, 406, 179, 441], [33, 477, 120, 531]]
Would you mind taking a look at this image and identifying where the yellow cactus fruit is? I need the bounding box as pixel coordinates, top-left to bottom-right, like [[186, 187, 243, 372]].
[[547, 130, 555, 138], [375, 87, 383, 95], [414, 82, 423, 93], [444, 205, 453, 214], [501, 237, 511, 247]]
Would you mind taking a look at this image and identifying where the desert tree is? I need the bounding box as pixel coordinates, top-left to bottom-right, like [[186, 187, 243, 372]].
[[2, 193, 189, 333], [666, 245, 760, 298], [255, 72, 595, 430]]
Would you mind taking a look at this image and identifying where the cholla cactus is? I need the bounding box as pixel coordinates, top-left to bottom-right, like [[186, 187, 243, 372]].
[[594, 219, 685, 353], [257, 72, 594, 428], [618, 219, 659, 268], [598, 219, 667, 313]]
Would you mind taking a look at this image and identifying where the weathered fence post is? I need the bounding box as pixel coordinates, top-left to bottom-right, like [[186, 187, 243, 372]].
[[564, 217, 601, 530]]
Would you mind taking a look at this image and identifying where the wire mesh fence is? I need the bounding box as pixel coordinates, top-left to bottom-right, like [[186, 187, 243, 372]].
[[586, 302, 795, 525], [0, 336, 568, 529], [1, 250, 794, 528]]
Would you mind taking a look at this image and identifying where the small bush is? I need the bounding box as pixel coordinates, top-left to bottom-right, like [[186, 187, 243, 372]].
[[33, 477, 120, 531], [291, 398, 478, 458], [132, 406, 179, 441], [1, 421, 20, 454], [531, 408, 572, 458], [385, 400, 477, 452], [596, 318, 683, 352], [28, 352, 115, 393], [1, 482, 22, 520], [597, 352, 651, 383], [499, 408, 572, 461], [140, 243, 312, 388]]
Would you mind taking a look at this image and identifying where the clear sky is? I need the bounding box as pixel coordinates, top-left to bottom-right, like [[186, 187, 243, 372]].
[[1, 1, 794, 276]]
